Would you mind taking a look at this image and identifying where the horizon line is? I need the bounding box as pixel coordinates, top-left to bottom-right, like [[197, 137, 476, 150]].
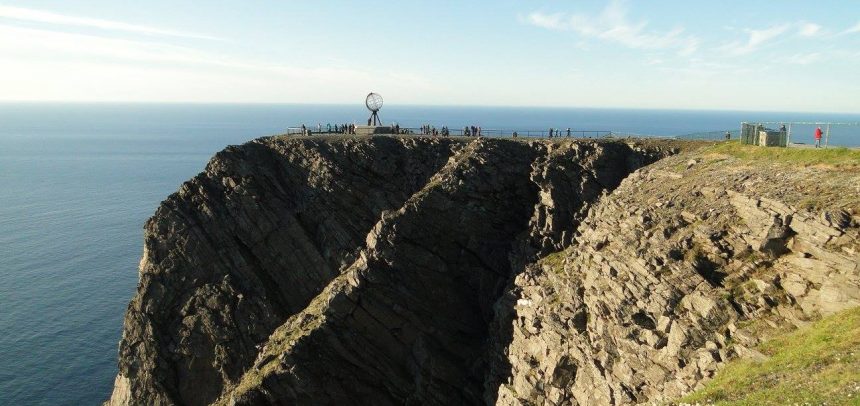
[[0, 100, 857, 116]]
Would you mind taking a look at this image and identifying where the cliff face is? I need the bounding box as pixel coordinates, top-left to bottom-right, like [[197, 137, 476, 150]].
[[111, 137, 461, 405], [495, 152, 860, 404], [110, 136, 673, 405], [109, 136, 859, 405]]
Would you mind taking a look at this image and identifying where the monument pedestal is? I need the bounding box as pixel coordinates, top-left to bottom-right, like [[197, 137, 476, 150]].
[[355, 126, 394, 136]]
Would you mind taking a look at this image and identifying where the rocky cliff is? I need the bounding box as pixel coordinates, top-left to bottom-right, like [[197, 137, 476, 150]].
[[494, 150, 860, 405], [108, 136, 859, 405]]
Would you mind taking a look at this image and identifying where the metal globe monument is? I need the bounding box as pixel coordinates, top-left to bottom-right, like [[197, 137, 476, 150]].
[[366, 92, 383, 126]]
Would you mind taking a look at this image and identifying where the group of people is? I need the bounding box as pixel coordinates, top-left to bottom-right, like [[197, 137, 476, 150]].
[[419, 124, 451, 136], [295, 122, 832, 148], [299, 123, 357, 136], [464, 126, 482, 137], [547, 128, 573, 138], [295, 123, 586, 138]]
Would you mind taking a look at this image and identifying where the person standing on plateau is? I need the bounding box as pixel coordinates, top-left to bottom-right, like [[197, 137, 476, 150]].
[[814, 126, 823, 148]]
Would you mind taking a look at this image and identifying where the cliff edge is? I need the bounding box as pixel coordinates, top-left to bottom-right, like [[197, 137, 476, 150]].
[[108, 136, 860, 405]]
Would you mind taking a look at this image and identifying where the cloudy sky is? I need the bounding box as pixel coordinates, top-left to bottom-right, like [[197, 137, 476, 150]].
[[0, 0, 858, 112]]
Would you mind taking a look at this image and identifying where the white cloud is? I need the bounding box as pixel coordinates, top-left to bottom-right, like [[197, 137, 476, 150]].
[[783, 52, 821, 65], [0, 5, 219, 40], [843, 21, 860, 35], [798, 22, 821, 37], [0, 24, 434, 102], [0, 25, 350, 79], [527, 12, 566, 31], [718, 24, 790, 56], [526, 0, 699, 56]]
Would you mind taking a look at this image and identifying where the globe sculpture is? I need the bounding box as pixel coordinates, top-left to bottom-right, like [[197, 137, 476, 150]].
[[366, 92, 383, 126]]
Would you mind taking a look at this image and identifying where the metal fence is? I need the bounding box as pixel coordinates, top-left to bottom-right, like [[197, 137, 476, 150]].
[[676, 130, 740, 141], [285, 123, 858, 147], [286, 127, 614, 138], [286, 127, 731, 140], [415, 128, 614, 138], [741, 121, 860, 148]]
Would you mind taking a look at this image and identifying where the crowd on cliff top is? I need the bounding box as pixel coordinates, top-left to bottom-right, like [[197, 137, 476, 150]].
[[294, 122, 582, 139], [298, 123, 358, 135]]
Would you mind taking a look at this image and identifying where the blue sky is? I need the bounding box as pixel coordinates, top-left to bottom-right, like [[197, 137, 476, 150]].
[[0, 1, 858, 112]]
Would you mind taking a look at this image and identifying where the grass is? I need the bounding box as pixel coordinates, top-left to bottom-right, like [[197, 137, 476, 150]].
[[680, 306, 860, 405], [541, 250, 568, 274], [704, 141, 860, 169]]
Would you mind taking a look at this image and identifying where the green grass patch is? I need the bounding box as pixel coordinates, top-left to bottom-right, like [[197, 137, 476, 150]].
[[705, 141, 860, 168], [541, 250, 568, 275], [681, 306, 860, 405]]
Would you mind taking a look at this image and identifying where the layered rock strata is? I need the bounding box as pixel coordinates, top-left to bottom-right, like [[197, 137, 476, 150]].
[[496, 153, 860, 405], [110, 136, 672, 405]]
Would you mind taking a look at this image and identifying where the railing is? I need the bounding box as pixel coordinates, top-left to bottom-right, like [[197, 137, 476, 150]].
[[285, 127, 731, 140], [285, 127, 739, 140], [284, 124, 857, 147], [675, 130, 740, 141], [741, 121, 860, 148], [285, 126, 616, 138], [413, 128, 614, 138]]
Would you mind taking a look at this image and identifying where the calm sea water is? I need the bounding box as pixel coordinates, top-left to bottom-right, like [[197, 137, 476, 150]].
[[0, 103, 858, 405]]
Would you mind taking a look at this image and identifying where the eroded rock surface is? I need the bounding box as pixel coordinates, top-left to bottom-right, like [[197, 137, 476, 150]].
[[110, 136, 858, 405], [496, 152, 860, 405], [111, 137, 461, 405], [109, 136, 672, 405]]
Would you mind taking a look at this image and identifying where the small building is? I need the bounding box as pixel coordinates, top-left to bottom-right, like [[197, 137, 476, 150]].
[[741, 123, 787, 147]]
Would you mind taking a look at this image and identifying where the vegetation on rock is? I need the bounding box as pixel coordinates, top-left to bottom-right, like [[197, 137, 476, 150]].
[[706, 141, 860, 168], [682, 306, 860, 405]]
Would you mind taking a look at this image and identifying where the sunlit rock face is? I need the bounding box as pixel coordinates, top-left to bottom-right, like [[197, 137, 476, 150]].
[[107, 136, 860, 405]]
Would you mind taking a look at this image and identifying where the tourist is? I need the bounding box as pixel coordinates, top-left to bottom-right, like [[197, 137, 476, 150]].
[[814, 126, 823, 148], [464, 126, 470, 137], [548, 128, 553, 138], [395, 123, 400, 134], [318, 123, 322, 133], [477, 126, 482, 137], [725, 131, 731, 140], [301, 124, 307, 136], [327, 123, 331, 133], [566, 128, 571, 137]]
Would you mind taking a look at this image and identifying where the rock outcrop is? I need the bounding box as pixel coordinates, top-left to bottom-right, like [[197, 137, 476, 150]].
[[495, 152, 860, 405], [109, 136, 675, 405]]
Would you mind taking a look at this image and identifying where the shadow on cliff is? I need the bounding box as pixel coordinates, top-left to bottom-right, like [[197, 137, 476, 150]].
[[484, 141, 675, 403], [108, 136, 677, 406]]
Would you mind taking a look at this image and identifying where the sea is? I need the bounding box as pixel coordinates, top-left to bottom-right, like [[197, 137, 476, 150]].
[[1, 103, 858, 405]]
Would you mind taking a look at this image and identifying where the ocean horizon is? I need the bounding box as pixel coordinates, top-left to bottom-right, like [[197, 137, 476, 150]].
[[1, 103, 858, 405]]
